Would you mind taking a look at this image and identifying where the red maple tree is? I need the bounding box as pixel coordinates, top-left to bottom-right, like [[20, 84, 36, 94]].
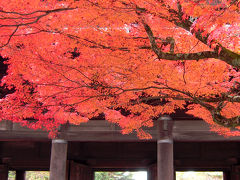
[[0, 0, 239, 138]]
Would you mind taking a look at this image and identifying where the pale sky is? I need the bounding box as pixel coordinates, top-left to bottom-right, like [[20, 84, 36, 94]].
[[132, 171, 147, 180]]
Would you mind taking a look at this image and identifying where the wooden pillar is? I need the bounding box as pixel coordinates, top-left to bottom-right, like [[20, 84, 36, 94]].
[[231, 166, 240, 180], [0, 164, 8, 180], [157, 116, 174, 180], [16, 170, 25, 180], [223, 171, 231, 180], [148, 164, 157, 180], [50, 139, 68, 180]]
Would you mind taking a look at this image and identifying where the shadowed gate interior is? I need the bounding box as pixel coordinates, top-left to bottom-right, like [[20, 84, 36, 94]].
[[0, 141, 240, 179]]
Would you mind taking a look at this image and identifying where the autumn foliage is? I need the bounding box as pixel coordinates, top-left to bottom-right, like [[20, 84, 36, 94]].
[[0, 0, 239, 138]]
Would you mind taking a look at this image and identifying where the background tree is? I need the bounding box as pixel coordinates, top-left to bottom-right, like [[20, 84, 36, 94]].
[[8, 171, 49, 180], [176, 171, 223, 180], [95, 171, 134, 180], [0, 0, 239, 138]]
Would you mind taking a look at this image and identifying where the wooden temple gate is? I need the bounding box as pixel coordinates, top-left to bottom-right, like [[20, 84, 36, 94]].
[[0, 115, 240, 180]]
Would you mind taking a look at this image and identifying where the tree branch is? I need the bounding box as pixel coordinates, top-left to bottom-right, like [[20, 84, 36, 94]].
[[142, 21, 220, 60], [165, 2, 240, 67], [135, 2, 240, 67]]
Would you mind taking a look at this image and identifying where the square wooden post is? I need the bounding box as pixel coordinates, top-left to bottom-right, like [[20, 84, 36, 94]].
[[50, 139, 68, 180], [0, 164, 8, 180], [157, 116, 174, 180], [223, 171, 231, 180], [148, 164, 157, 180], [231, 166, 240, 180], [16, 170, 25, 180]]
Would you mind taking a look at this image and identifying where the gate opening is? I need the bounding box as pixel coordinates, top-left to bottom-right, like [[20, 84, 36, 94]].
[[94, 171, 147, 180], [176, 171, 223, 180]]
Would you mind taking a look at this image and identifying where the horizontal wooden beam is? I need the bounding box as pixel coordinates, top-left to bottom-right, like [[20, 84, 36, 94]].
[[86, 158, 154, 168], [7, 160, 50, 171], [175, 159, 233, 169], [0, 120, 240, 141]]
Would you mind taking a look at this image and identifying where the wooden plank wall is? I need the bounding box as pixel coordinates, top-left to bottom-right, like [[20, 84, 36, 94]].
[[69, 161, 93, 180]]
